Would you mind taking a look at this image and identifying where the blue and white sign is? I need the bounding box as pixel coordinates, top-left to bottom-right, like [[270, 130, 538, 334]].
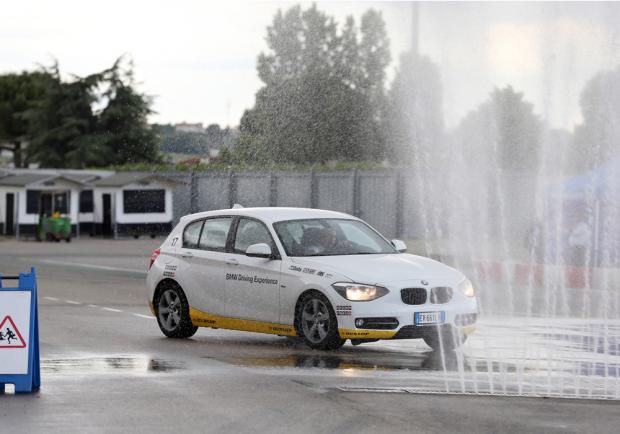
[[0, 268, 40, 393]]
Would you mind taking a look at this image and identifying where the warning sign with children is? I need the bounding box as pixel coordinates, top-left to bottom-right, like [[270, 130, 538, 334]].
[[0, 316, 27, 348]]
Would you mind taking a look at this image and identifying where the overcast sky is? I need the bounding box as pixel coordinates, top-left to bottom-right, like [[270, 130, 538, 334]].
[[2, 1, 620, 131]]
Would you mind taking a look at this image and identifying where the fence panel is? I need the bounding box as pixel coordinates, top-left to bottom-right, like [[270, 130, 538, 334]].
[[236, 173, 271, 207], [275, 172, 312, 208], [166, 173, 191, 224], [358, 172, 398, 237], [316, 172, 354, 214], [401, 173, 425, 239], [197, 173, 230, 211]]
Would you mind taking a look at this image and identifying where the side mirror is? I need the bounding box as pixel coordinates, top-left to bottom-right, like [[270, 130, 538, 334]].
[[391, 239, 407, 253], [245, 243, 272, 259]]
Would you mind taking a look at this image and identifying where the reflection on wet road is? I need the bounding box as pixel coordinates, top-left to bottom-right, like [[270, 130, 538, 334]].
[[42, 356, 185, 375], [39, 316, 620, 400]]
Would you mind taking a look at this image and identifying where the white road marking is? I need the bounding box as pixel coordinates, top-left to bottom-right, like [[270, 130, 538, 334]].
[[39, 259, 146, 275], [42, 296, 152, 320]]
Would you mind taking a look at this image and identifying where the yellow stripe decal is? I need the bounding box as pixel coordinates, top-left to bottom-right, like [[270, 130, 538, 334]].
[[189, 307, 298, 337], [338, 328, 397, 339]]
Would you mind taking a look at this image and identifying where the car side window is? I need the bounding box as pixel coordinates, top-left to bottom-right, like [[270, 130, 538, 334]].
[[198, 217, 233, 252], [183, 219, 204, 249], [233, 218, 275, 254]]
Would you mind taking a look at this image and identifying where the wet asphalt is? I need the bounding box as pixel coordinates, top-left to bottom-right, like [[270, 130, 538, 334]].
[[0, 238, 619, 434]]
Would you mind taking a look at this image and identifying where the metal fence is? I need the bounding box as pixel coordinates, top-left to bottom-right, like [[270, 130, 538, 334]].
[[165, 168, 538, 243], [165, 169, 416, 239]]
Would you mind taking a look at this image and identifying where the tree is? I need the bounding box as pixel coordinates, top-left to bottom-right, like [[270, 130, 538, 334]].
[[236, 5, 391, 164], [0, 71, 51, 167], [385, 52, 444, 165], [572, 66, 620, 171], [92, 59, 160, 166], [454, 86, 542, 171], [26, 64, 103, 168], [25, 58, 161, 168]]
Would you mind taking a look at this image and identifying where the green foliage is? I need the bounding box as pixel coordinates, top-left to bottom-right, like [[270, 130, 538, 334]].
[[573, 66, 620, 171], [0, 58, 161, 168], [456, 85, 542, 171], [0, 71, 52, 167], [235, 5, 390, 164], [104, 159, 386, 174], [385, 52, 443, 164], [155, 123, 237, 155]]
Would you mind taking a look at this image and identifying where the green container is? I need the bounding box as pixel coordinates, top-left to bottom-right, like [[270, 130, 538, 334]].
[[37, 216, 71, 242]]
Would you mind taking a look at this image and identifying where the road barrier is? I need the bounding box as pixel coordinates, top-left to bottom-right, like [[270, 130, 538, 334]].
[[0, 268, 40, 393]]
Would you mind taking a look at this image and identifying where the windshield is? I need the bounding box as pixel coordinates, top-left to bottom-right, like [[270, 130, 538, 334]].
[[273, 218, 397, 257]]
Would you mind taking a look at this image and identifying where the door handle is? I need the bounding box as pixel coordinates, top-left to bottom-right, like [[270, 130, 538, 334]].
[[226, 258, 239, 265], [181, 251, 193, 258]]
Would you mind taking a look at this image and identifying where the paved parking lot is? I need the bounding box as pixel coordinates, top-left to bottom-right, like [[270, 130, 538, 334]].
[[1, 239, 619, 433]]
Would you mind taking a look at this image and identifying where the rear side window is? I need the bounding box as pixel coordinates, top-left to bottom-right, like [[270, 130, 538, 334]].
[[183, 220, 204, 249], [199, 218, 233, 252]]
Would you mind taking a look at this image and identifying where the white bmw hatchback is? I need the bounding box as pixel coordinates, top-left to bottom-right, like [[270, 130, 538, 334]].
[[147, 207, 478, 350]]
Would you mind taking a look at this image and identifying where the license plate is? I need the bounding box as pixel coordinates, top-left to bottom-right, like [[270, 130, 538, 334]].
[[415, 311, 445, 325]]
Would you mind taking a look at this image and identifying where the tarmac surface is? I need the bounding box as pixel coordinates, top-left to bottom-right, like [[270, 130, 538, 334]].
[[1, 238, 619, 433]]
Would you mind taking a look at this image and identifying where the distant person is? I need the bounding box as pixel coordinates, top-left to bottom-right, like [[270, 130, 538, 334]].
[[568, 219, 590, 266], [524, 221, 544, 262]]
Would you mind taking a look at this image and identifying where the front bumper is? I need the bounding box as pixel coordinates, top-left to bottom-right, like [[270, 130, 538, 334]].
[[334, 286, 478, 340]]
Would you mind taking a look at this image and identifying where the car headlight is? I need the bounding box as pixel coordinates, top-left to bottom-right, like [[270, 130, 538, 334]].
[[331, 283, 389, 301], [458, 278, 475, 297]]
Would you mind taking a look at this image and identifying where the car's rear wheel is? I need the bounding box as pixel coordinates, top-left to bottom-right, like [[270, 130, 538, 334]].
[[155, 283, 198, 338], [297, 292, 345, 350], [423, 327, 467, 351]]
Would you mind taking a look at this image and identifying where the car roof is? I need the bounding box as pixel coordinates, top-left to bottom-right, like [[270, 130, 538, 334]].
[[180, 207, 357, 224]]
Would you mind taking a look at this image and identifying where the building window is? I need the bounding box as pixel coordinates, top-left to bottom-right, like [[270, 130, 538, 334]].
[[79, 190, 94, 213], [26, 190, 41, 214], [123, 189, 166, 214]]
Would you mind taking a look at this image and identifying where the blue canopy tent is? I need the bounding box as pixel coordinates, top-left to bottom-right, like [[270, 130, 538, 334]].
[[543, 160, 620, 266]]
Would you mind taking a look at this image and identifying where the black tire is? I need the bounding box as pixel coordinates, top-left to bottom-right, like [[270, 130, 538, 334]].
[[65, 236, 71, 243], [296, 292, 345, 350], [423, 327, 467, 351], [154, 283, 198, 338]]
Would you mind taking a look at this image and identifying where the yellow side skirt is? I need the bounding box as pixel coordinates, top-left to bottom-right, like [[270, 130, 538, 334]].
[[189, 307, 399, 339], [190, 307, 298, 337]]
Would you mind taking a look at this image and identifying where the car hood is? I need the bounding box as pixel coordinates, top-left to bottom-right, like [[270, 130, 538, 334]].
[[290, 253, 464, 285]]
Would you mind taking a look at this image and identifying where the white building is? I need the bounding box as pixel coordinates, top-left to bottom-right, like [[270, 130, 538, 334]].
[[174, 122, 204, 134], [0, 170, 179, 239], [92, 172, 179, 238]]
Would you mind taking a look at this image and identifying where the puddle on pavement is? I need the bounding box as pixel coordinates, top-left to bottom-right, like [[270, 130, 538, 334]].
[[203, 350, 522, 374], [42, 355, 185, 375]]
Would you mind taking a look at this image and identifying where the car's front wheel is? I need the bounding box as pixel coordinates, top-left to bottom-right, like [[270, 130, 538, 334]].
[[297, 292, 345, 350], [155, 283, 198, 338]]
